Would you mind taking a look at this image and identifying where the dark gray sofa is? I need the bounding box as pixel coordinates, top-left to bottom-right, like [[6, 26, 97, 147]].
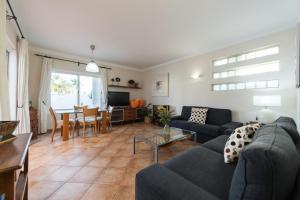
[[136, 117, 300, 200], [170, 106, 243, 142]]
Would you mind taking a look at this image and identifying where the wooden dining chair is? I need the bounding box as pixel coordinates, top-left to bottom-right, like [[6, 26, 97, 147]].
[[97, 106, 114, 132], [72, 105, 88, 136], [49, 107, 75, 142], [107, 106, 114, 130], [77, 107, 99, 136]]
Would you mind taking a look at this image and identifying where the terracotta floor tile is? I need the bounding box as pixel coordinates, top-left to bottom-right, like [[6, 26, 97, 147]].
[[48, 182, 91, 200], [44, 166, 81, 181], [29, 123, 196, 199], [113, 186, 134, 200], [29, 165, 62, 184], [95, 168, 126, 184], [81, 183, 120, 200], [69, 167, 104, 183], [87, 156, 112, 167], [107, 157, 132, 168], [28, 181, 64, 200]]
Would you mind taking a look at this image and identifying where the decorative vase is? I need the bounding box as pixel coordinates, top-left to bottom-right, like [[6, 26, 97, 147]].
[[144, 116, 151, 124], [163, 124, 171, 140]]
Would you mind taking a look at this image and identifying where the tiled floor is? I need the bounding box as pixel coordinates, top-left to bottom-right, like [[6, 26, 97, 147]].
[[28, 123, 196, 200]]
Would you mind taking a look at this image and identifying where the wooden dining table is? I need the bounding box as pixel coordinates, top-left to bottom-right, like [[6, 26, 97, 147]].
[[55, 108, 108, 141]]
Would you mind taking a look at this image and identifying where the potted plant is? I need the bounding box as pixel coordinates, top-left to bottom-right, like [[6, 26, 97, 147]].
[[158, 107, 173, 135], [142, 103, 152, 124]]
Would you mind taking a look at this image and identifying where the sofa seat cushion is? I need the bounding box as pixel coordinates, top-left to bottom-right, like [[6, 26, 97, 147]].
[[169, 120, 191, 130], [202, 135, 229, 154], [190, 123, 221, 137], [164, 146, 236, 200]]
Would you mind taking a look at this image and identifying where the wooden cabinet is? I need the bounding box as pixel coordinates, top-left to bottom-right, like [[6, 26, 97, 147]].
[[0, 133, 32, 200], [124, 108, 137, 121], [29, 107, 38, 139], [111, 107, 147, 123]]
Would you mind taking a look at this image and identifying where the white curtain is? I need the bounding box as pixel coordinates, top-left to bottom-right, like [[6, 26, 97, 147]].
[[0, 0, 11, 121], [100, 68, 108, 109], [38, 58, 52, 133], [16, 39, 30, 134]]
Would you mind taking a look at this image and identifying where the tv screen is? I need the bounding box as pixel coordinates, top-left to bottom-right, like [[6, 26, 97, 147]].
[[107, 91, 130, 106]]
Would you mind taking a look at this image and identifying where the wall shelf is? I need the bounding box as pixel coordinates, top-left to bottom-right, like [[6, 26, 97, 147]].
[[108, 85, 142, 89]]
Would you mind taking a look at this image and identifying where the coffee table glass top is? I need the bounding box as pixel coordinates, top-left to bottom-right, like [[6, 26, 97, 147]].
[[134, 127, 196, 147]]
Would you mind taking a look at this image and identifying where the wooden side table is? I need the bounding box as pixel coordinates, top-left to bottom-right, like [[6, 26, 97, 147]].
[[0, 133, 32, 200]]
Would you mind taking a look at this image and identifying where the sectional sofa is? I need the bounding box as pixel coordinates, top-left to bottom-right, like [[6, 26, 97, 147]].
[[170, 106, 243, 142], [136, 117, 300, 200]]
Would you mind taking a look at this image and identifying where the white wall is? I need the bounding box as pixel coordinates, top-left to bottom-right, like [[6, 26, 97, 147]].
[[143, 29, 297, 123], [28, 47, 144, 108]]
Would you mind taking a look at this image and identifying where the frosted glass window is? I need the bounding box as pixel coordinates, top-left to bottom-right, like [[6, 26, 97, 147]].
[[246, 82, 255, 89], [213, 46, 279, 67], [228, 84, 236, 90], [228, 71, 235, 77], [246, 52, 256, 60], [256, 81, 267, 88], [267, 80, 279, 88], [220, 84, 227, 91], [213, 73, 220, 79], [221, 72, 228, 78], [267, 46, 279, 55], [228, 57, 236, 63], [236, 83, 245, 90], [213, 85, 220, 91], [237, 54, 246, 62]]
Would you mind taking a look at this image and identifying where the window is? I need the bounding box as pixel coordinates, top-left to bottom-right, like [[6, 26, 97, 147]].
[[213, 46, 279, 67], [212, 45, 280, 92], [212, 80, 279, 91], [50, 72, 101, 109], [213, 61, 280, 79]]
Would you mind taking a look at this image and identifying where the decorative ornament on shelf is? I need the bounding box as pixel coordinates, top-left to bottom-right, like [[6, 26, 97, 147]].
[[115, 77, 121, 85], [86, 45, 99, 73]]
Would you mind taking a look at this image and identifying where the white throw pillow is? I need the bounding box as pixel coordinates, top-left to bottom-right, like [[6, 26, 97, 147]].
[[224, 123, 260, 163], [188, 108, 208, 124]]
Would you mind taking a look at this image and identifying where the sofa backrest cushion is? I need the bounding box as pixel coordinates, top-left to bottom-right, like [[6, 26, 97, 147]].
[[180, 106, 232, 125], [206, 108, 232, 125], [229, 125, 299, 200], [274, 116, 300, 145]]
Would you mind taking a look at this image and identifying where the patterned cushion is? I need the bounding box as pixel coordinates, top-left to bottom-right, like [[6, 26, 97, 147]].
[[224, 123, 260, 163], [188, 108, 208, 124]]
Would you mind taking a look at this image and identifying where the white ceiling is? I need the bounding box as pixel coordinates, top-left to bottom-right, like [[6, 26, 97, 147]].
[[10, 0, 300, 69]]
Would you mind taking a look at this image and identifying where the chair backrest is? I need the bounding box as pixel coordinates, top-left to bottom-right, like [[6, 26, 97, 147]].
[[83, 107, 98, 121], [74, 105, 87, 118], [74, 105, 88, 110], [49, 107, 57, 129]]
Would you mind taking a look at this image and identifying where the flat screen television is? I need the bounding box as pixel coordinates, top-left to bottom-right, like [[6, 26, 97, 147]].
[[107, 91, 130, 106]]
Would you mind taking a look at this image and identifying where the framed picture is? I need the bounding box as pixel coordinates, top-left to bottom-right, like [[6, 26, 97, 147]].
[[151, 73, 169, 97]]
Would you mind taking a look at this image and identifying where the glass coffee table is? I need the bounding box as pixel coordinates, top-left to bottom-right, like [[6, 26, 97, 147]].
[[133, 127, 197, 163]]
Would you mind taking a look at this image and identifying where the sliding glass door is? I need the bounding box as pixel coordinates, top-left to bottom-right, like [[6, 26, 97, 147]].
[[50, 72, 102, 109]]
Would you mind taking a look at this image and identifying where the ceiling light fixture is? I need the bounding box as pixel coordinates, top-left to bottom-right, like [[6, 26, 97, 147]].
[[86, 45, 99, 73]]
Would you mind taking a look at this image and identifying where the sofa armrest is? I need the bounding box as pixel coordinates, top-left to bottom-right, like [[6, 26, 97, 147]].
[[219, 122, 243, 135], [171, 115, 183, 121], [136, 164, 220, 200]]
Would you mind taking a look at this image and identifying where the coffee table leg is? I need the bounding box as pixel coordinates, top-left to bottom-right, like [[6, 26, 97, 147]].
[[133, 136, 136, 154], [155, 146, 159, 163]]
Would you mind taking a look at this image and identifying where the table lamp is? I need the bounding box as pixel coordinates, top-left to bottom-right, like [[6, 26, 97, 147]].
[[253, 95, 281, 123]]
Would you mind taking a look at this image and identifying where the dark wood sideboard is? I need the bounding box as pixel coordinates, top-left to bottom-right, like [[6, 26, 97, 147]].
[[29, 107, 38, 139], [111, 107, 147, 123], [0, 133, 32, 200]]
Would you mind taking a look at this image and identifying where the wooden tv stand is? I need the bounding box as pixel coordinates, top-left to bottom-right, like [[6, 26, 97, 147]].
[[111, 106, 146, 123]]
